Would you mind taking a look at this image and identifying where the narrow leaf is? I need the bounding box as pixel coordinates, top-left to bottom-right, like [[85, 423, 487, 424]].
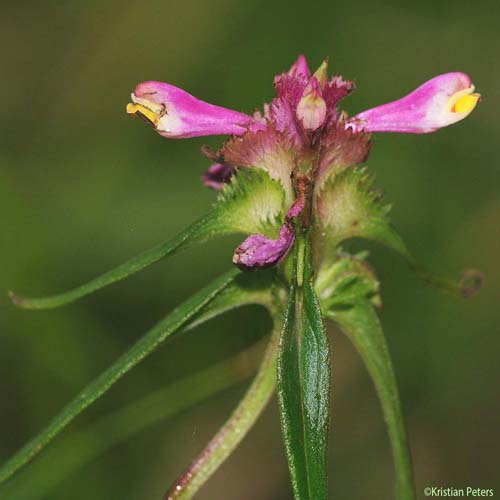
[[277, 237, 331, 500], [0, 269, 239, 485], [9, 214, 216, 309], [327, 300, 416, 500], [9, 169, 285, 310], [164, 325, 281, 500]]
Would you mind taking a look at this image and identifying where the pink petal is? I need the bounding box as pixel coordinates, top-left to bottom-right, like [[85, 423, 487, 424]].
[[288, 54, 311, 78], [233, 223, 295, 270]]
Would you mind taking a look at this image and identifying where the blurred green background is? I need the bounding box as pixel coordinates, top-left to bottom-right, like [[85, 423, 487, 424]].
[[1, 0, 499, 499]]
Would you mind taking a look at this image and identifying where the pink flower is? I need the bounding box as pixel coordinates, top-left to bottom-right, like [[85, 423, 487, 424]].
[[349, 73, 480, 134], [232, 223, 295, 270], [126, 81, 261, 138], [233, 188, 305, 270]]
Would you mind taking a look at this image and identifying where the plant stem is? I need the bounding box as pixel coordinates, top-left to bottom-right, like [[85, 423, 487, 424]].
[[164, 325, 281, 500], [0, 340, 265, 500]]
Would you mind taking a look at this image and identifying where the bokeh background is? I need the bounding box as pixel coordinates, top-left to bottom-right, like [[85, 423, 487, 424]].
[[1, 0, 499, 499]]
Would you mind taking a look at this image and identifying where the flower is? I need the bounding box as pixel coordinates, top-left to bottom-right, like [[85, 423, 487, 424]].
[[348, 72, 480, 133], [233, 179, 306, 270], [126, 81, 262, 138], [128, 56, 479, 270]]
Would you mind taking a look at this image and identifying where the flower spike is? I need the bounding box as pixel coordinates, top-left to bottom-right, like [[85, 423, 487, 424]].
[[127, 81, 262, 138], [350, 73, 480, 134]]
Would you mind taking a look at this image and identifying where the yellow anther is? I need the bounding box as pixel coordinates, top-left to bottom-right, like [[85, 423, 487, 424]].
[[452, 93, 480, 114], [126, 103, 159, 126]]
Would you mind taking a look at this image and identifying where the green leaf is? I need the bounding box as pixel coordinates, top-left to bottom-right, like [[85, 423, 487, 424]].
[[166, 324, 281, 500], [277, 236, 331, 500], [327, 300, 416, 500], [0, 269, 239, 486], [9, 169, 285, 310], [0, 338, 268, 500]]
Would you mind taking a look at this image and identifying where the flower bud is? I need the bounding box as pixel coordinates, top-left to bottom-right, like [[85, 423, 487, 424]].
[[296, 78, 327, 131], [202, 163, 235, 190], [312, 60, 329, 88]]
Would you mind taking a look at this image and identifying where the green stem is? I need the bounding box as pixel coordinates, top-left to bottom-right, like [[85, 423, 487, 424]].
[[164, 325, 281, 500], [327, 302, 416, 500]]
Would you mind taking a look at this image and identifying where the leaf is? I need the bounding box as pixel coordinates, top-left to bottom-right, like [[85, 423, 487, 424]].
[[314, 166, 482, 299], [9, 169, 285, 310], [277, 236, 331, 500], [0, 339, 267, 500], [315, 251, 381, 309], [164, 324, 280, 500], [327, 300, 416, 500], [0, 269, 239, 486]]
